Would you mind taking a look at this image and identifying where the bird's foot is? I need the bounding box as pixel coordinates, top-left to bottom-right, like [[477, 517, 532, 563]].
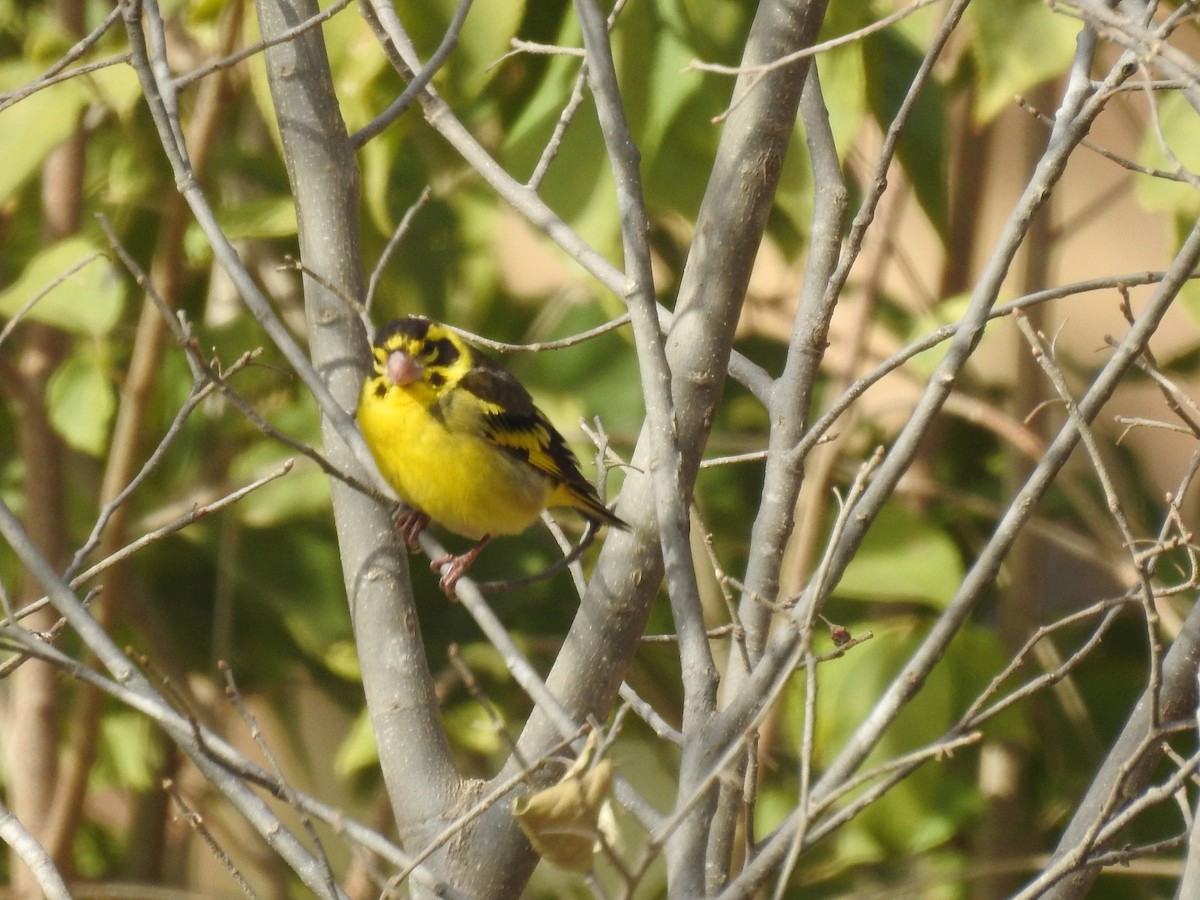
[[430, 535, 492, 598], [392, 507, 430, 551]]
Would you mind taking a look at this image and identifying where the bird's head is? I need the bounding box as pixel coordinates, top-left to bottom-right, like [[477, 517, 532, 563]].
[[370, 316, 472, 396]]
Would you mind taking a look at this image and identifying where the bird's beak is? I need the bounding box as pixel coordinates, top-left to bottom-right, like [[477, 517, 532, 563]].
[[386, 349, 423, 386]]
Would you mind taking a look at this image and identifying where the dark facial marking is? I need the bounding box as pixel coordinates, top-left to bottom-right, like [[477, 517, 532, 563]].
[[424, 337, 460, 369], [396, 316, 430, 342], [374, 316, 431, 350]]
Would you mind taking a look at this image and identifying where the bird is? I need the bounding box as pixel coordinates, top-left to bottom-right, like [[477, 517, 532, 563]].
[[357, 315, 627, 595]]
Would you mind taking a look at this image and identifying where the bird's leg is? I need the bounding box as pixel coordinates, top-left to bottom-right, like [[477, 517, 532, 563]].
[[392, 507, 430, 551], [431, 535, 492, 598]]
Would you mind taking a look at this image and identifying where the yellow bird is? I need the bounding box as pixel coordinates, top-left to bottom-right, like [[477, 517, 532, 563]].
[[357, 316, 627, 594]]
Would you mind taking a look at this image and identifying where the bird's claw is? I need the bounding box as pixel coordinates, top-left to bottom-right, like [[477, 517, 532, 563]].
[[392, 508, 430, 551], [429, 535, 492, 599], [430, 553, 470, 598]]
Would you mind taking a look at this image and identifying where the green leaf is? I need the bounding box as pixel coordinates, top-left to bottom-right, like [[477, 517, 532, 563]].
[[81, 61, 143, 120], [1135, 92, 1200, 217], [969, 0, 1078, 123], [183, 196, 298, 261], [96, 711, 162, 791], [502, 18, 620, 254], [233, 460, 328, 528], [816, 39, 868, 162], [397, 0, 525, 101], [236, 527, 349, 664], [772, 623, 1011, 864], [47, 354, 117, 456], [0, 62, 140, 205], [323, 639, 361, 681], [217, 195, 298, 240], [863, 29, 950, 242], [1172, 214, 1200, 331], [455, 641, 518, 682], [188, 0, 235, 24], [618, 6, 699, 167], [0, 61, 88, 204], [0, 236, 125, 335], [1137, 89, 1200, 327], [334, 707, 378, 779], [359, 118, 408, 236], [814, 0, 889, 163], [836, 504, 963, 608], [901, 292, 973, 380], [443, 700, 505, 755]]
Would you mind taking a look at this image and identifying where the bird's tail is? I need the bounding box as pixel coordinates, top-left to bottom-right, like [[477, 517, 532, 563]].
[[552, 482, 628, 531]]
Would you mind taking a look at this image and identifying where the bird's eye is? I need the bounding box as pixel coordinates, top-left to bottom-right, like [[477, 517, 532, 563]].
[[422, 336, 460, 369]]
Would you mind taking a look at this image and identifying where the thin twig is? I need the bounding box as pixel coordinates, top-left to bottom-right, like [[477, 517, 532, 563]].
[[1014, 312, 1164, 727], [617, 683, 682, 745], [365, 185, 433, 319], [454, 314, 631, 354], [523, 0, 630, 189], [220, 662, 340, 898], [687, 0, 942, 78], [6, 464, 292, 632], [1017, 95, 1191, 180], [0, 625, 455, 895], [0, 254, 109, 349], [351, 0, 476, 148], [447, 644, 534, 772], [164, 778, 262, 899], [0, 4, 125, 113], [174, 0, 355, 92]]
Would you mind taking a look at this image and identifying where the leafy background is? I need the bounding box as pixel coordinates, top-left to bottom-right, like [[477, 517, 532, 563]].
[[1, 0, 1197, 896]]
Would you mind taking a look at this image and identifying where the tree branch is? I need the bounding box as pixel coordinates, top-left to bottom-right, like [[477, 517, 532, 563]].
[[252, 0, 462, 869]]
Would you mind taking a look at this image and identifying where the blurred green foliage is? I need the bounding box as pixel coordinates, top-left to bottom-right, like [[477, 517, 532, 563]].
[[0, 0, 1189, 896]]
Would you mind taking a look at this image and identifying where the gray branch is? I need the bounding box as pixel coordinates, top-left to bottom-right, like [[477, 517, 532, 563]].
[[252, 0, 463, 875], [0, 498, 350, 899], [0, 799, 70, 900]]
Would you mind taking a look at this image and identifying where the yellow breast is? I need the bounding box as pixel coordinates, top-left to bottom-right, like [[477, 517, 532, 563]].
[[358, 378, 551, 540]]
